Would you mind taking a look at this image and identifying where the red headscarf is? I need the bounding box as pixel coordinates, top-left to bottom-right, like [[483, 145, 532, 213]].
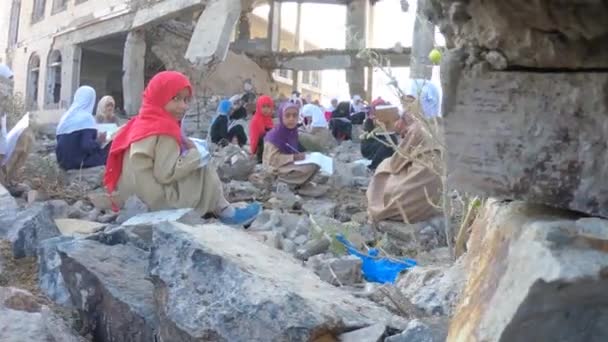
[[104, 71, 192, 196], [249, 95, 274, 154]]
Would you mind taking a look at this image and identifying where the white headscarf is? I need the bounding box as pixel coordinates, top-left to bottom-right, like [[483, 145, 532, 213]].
[[301, 104, 328, 128], [0, 64, 13, 80], [56, 86, 97, 135], [351, 94, 366, 113], [406, 79, 441, 118]]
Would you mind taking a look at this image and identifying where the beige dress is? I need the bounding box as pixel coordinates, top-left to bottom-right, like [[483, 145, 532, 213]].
[[117, 135, 228, 214], [367, 124, 442, 223], [262, 142, 319, 186], [0, 126, 34, 186]]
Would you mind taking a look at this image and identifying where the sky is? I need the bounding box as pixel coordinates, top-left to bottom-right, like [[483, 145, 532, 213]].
[[253, 0, 445, 107]]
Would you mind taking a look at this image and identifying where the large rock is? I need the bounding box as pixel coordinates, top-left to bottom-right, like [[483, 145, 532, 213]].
[[0, 286, 86, 341], [149, 222, 407, 341], [38, 236, 74, 306], [0, 203, 60, 258], [448, 200, 608, 342], [445, 71, 608, 218], [56, 239, 157, 342], [431, 0, 608, 68]]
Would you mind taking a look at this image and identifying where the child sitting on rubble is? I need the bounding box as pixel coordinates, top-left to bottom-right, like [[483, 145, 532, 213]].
[[209, 99, 247, 147], [366, 80, 442, 224], [262, 102, 320, 193], [249, 95, 275, 163], [298, 103, 336, 153], [104, 71, 260, 226], [95, 96, 119, 124], [56, 86, 110, 170]]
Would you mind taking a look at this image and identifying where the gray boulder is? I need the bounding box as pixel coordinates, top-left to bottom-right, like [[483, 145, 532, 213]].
[[0, 286, 86, 342], [0, 203, 60, 258], [38, 236, 74, 306], [339, 323, 388, 342], [385, 319, 447, 342], [57, 239, 157, 342], [149, 222, 407, 341]]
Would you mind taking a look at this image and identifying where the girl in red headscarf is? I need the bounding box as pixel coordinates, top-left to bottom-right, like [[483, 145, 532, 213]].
[[104, 71, 260, 226], [249, 95, 274, 162]]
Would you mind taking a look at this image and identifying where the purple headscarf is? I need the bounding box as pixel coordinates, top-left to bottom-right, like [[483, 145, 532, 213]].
[[265, 102, 300, 154]]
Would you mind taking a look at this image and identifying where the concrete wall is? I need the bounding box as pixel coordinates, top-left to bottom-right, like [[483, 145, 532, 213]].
[[9, 0, 129, 123]]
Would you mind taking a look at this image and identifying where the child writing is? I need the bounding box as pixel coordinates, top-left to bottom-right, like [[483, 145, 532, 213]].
[[263, 102, 319, 189], [104, 71, 260, 226]]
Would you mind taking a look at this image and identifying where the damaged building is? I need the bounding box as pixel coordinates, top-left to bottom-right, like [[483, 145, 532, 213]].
[[2, 0, 415, 123]]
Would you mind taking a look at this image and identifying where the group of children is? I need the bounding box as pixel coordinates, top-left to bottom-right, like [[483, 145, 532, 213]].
[[1, 67, 443, 227]]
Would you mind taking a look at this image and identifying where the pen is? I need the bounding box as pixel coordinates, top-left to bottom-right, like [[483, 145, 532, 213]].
[[285, 143, 300, 154]]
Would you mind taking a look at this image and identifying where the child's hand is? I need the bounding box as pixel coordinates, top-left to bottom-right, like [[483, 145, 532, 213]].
[[97, 132, 107, 144], [294, 153, 306, 161], [183, 138, 196, 150]]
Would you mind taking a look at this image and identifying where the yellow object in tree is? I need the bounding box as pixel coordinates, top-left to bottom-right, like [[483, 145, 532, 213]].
[[429, 48, 442, 65]]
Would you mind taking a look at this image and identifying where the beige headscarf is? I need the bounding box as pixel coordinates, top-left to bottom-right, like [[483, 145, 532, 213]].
[[95, 96, 116, 123]]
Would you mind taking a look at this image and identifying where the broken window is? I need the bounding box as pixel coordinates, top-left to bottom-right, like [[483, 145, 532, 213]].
[[26, 54, 40, 111], [46, 50, 62, 107], [8, 0, 21, 47], [31, 0, 46, 23], [52, 0, 67, 14], [311, 71, 320, 88], [277, 69, 292, 80], [302, 71, 310, 85]]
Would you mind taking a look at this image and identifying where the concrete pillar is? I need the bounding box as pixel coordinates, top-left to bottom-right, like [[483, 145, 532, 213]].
[[267, 1, 282, 52], [122, 30, 146, 116], [185, 0, 241, 66], [345, 0, 368, 99], [410, 0, 435, 80], [293, 2, 303, 92], [60, 44, 81, 109], [365, 3, 375, 101], [236, 12, 251, 42]]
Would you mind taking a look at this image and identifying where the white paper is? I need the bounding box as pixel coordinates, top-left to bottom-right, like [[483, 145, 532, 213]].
[[353, 158, 372, 167], [96, 123, 119, 138], [189, 137, 211, 167], [295, 152, 334, 175], [0, 115, 7, 156], [2, 113, 30, 166]]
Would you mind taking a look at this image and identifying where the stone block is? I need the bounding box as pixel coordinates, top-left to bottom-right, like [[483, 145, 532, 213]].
[[0, 286, 86, 341], [0, 203, 60, 258], [149, 222, 406, 341], [57, 239, 156, 342], [445, 71, 608, 217], [448, 200, 608, 341]]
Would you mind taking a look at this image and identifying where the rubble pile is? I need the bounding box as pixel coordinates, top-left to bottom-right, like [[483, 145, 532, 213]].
[[0, 132, 456, 341]]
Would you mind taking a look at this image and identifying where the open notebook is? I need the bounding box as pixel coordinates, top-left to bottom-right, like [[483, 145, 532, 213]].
[[189, 138, 211, 167], [294, 152, 333, 175]]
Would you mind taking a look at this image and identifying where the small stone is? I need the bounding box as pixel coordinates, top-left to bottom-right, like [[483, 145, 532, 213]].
[[296, 238, 331, 260], [302, 200, 336, 218], [27, 189, 47, 203], [338, 323, 387, 342], [66, 206, 86, 219], [485, 50, 508, 70], [54, 219, 106, 236], [46, 199, 70, 218], [293, 234, 308, 245], [282, 239, 297, 254], [97, 213, 118, 224], [318, 256, 363, 286], [86, 208, 101, 221], [385, 319, 439, 342], [116, 195, 149, 224]]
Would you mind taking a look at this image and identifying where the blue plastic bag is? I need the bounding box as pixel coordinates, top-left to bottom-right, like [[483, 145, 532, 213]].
[[335, 234, 416, 284]]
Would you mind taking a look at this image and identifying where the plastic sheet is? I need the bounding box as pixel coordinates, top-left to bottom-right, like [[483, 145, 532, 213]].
[[336, 234, 416, 284]]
